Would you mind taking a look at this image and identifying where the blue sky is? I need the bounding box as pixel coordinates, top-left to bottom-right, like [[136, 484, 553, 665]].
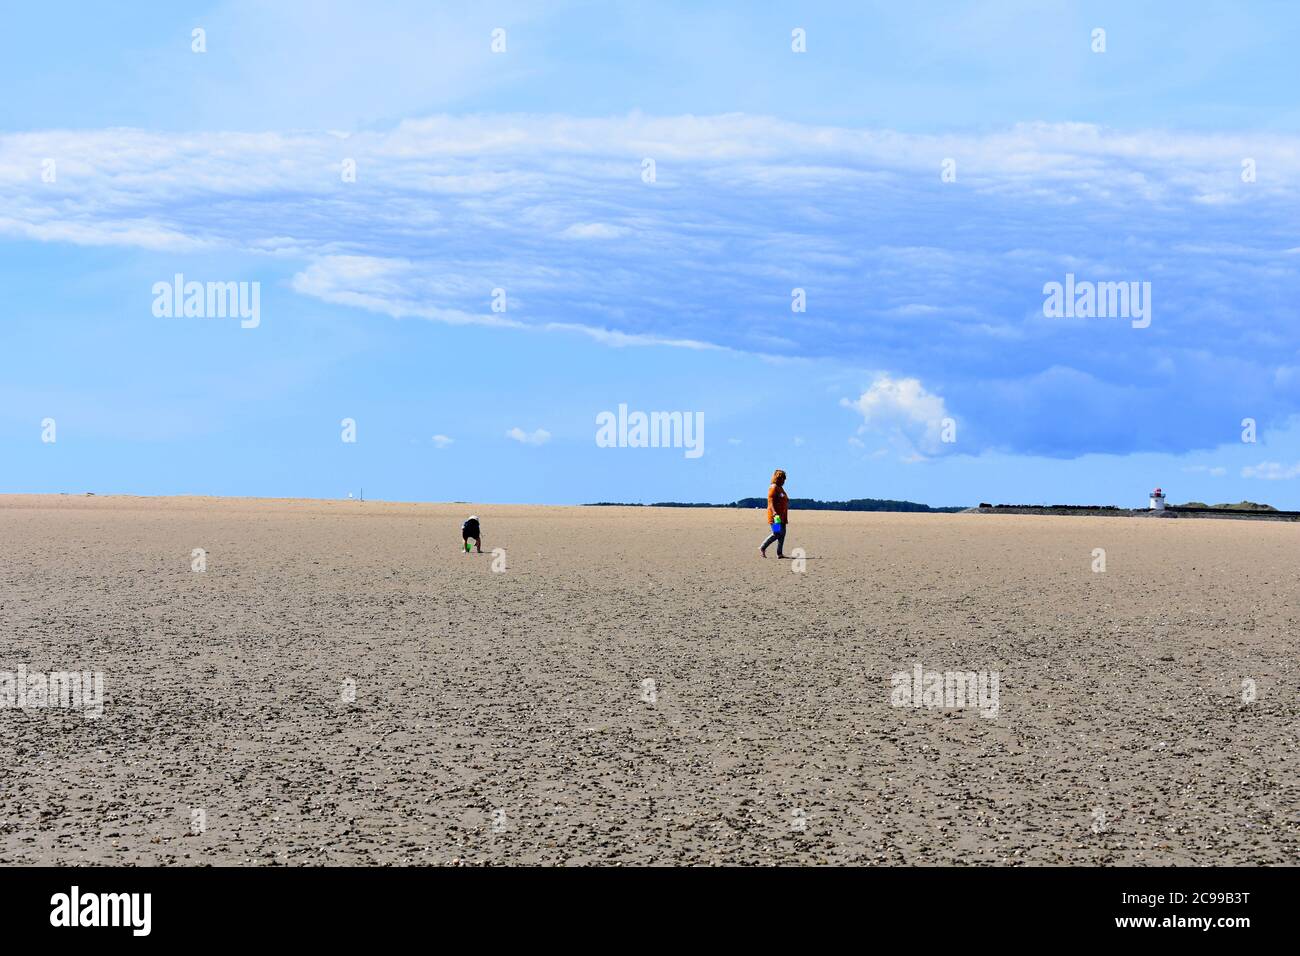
[[3, 1, 1299, 507]]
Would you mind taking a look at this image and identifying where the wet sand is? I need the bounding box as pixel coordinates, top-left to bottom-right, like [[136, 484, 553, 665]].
[[1, 494, 1296, 865]]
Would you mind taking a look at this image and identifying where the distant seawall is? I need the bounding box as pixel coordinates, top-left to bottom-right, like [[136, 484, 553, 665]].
[[967, 504, 1300, 522]]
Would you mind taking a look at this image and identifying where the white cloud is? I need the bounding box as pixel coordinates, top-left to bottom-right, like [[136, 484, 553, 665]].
[[506, 427, 551, 446], [431, 434, 454, 448], [3, 116, 1298, 457], [533, 322, 721, 351], [4, 117, 1293, 264], [841, 374, 951, 458], [289, 256, 524, 329], [1241, 461, 1300, 480]]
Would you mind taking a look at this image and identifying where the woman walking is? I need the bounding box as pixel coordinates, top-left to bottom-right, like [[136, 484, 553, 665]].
[[759, 468, 790, 558]]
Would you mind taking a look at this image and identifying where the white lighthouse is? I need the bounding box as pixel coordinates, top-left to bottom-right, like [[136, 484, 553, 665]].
[[1149, 487, 1166, 511]]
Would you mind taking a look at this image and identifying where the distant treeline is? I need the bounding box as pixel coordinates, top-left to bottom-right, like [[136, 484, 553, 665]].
[[586, 497, 966, 513]]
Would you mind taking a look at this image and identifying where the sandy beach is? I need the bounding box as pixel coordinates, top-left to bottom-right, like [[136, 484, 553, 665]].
[[1, 494, 1296, 865]]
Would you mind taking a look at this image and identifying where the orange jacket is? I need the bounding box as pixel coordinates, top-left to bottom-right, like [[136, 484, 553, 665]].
[[767, 483, 788, 525]]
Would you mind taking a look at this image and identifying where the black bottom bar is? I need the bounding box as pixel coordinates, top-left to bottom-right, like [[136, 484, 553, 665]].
[[0, 866, 1286, 943]]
